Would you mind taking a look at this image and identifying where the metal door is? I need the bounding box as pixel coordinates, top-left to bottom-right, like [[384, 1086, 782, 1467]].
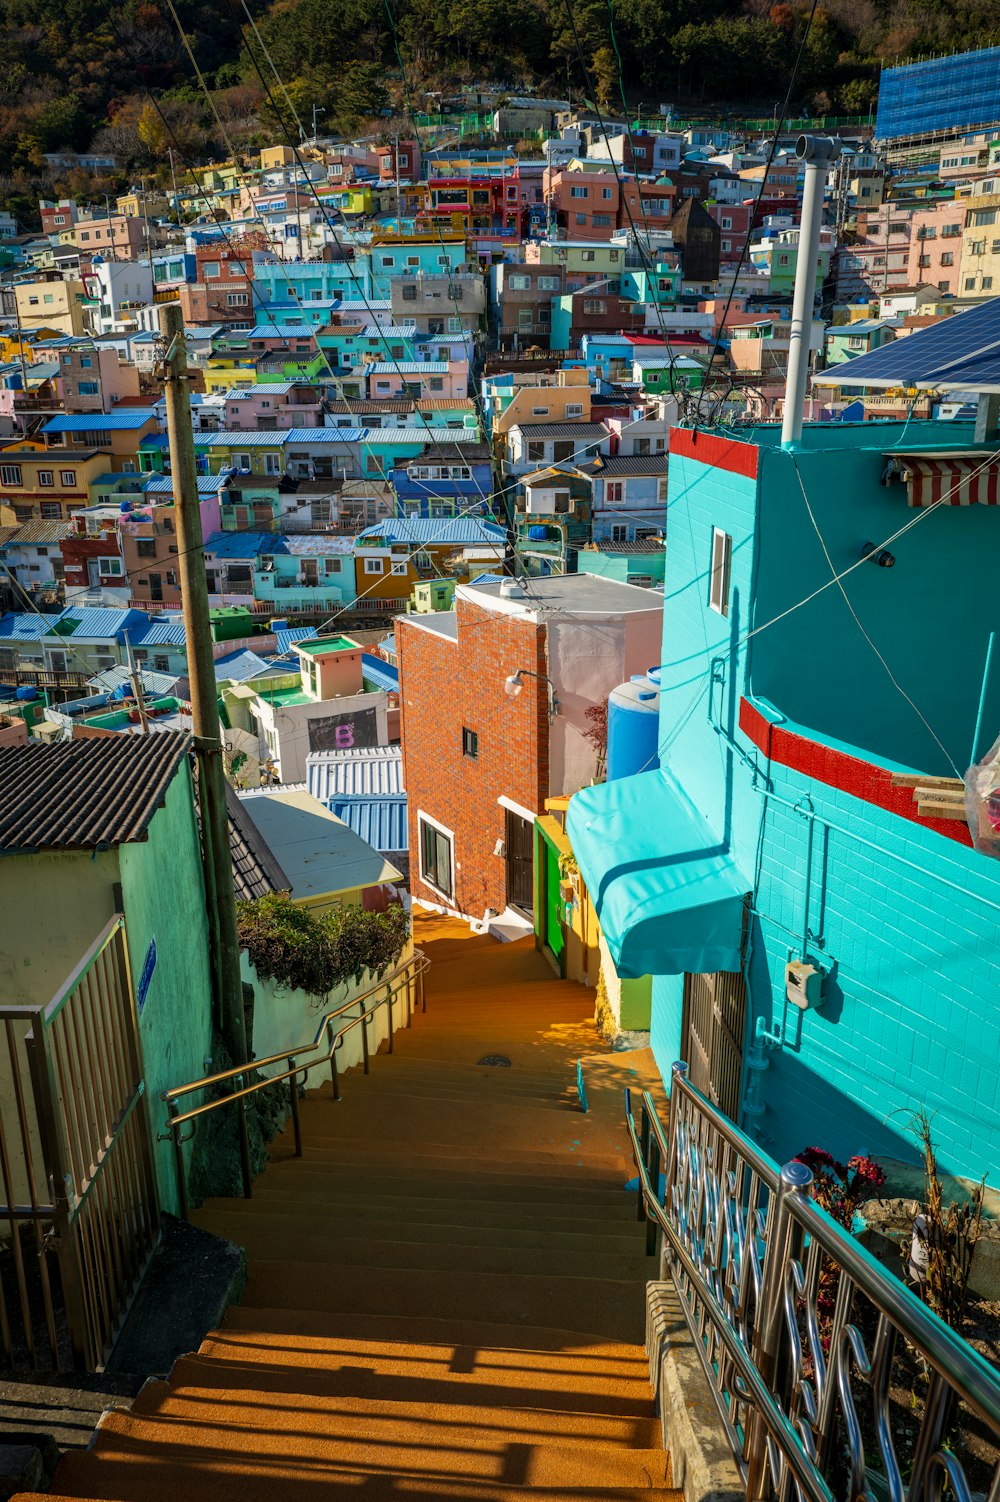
[[504, 809, 534, 915], [681, 969, 747, 1122]]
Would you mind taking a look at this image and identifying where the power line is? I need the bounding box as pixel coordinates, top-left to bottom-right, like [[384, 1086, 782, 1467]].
[[692, 0, 822, 427]]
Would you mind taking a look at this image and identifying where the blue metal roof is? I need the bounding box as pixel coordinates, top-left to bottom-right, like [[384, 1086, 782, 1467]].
[[203, 531, 276, 559], [142, 474, 223, 494], [283, 428, 365, 444], [213, 648, 274, 682], [329, 795, 408, 855], [355, 517, 505, 545], [0, 612, 54, 641], [193, 431, 290, 448], [131, 618, 187, 647], [468, 572, 507, 585], [366, 362, 450, 374], [274, 626, 317, 654], [58, 606, 148, 641], [43, 410, 157, 432], [248, 325, 318, 340], [361, 653, 399, 693]]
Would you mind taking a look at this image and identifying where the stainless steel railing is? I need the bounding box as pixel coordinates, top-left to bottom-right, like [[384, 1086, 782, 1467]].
[[626, 1062, 1000, 1502], [161, 948, 428, 1218]]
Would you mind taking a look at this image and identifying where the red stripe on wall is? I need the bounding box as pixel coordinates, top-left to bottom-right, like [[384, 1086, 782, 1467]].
[[670, 427, 760, 480], [739, 698, 973, 847]]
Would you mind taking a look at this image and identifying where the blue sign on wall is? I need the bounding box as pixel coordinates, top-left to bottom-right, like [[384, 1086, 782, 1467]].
[[137, 939, 157, 1013]]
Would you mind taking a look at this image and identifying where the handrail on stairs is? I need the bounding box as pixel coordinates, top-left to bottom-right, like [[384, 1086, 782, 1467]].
[[160, 947, 429, 1218], [625, 1069, 1000, 1502]]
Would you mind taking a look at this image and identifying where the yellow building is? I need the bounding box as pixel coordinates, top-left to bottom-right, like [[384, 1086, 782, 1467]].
[[0, 445, 109, 523], [15, 280, 88, 337], [260, 145, 296, 171], [203, 358, 257, 394], [960, 177, 1000, 297]]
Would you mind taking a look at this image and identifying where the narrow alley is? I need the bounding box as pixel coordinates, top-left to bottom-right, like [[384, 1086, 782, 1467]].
[[18, 912, 676, 1500]]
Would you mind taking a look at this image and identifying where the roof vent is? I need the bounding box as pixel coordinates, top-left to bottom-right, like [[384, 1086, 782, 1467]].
[[499, 578, 526, 599]]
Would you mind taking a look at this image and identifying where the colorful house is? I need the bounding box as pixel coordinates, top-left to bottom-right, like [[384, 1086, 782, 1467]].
[[567, 418, 1000, 1185], [252, 535, 357, 614], [353, 517, 506, 605]]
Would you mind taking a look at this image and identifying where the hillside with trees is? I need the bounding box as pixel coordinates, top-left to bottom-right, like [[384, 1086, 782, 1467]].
[[0, 0, 993, 220]]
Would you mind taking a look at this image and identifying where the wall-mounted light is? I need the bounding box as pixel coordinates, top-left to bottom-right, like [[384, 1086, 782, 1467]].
[[503, 668, 560, 719], [860, 540, 895, 568]]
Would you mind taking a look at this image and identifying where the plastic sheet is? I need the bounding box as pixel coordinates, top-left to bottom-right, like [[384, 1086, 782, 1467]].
[[964, 730, 1000, 855]]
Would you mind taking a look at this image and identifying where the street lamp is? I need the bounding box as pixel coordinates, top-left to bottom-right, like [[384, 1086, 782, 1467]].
[[312, 105, 326, 143], [503, 668, 560, 719]]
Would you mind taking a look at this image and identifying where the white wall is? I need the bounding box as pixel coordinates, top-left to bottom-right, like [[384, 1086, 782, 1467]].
[[547, 602, 661, 794]]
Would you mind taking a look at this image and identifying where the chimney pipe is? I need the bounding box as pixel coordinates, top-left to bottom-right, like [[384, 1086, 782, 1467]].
[[781, 135, 840, 449]]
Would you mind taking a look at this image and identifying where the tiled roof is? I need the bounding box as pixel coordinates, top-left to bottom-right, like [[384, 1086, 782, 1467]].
[[0, 731, 192, 852], [576, 455, 669, 477], [225, 781, 291, 901], [0, 521, 73, 546], [512, 422, 608, 440]]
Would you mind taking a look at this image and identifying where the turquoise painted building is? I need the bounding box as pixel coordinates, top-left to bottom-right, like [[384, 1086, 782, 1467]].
[[569, 418, 1000, 1183]]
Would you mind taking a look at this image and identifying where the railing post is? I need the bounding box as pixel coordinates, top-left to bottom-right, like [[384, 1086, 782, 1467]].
[[745, 1159, 813, 1502], [645, 1132, 661, 1258], [638, 1100, 651, 1222], [288, 1058, 302, 1158], [328, 1022, 341, 1102], [663, 1061, 688, 1212], [386, 983, 394, 1055], [236, 1082, 252, 1200], [168, 1099, 190, 1222], [360, 1004, 370, 1074], [405, 961, 414, 1028], [420, 960, 427, 1014]]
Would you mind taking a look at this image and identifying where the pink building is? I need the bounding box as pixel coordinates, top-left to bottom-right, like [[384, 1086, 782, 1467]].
[[223, 381, 325, 431], [906, 200, 965, 295], [544, 166, 620, 241], [378, 139, 422, 184], [707, 203, 755, 265], [364, 361, 469, 400], [58, 345, 141, 412], [74, 214, 148, 260]]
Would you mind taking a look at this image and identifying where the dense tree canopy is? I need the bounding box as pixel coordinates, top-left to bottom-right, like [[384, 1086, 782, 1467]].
[[0, 0, 989, 223]]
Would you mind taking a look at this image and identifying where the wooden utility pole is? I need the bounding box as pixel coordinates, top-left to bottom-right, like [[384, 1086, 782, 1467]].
[[159, 302, 247, 1065]]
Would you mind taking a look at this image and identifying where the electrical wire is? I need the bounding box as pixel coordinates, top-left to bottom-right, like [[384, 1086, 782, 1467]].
[[790, 454, 963, 777], [557, 0, 686, 396], [692, 0, 822, 427]]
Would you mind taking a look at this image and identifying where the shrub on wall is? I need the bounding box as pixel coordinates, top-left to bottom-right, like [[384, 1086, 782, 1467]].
[[236, 894, 410, 997]]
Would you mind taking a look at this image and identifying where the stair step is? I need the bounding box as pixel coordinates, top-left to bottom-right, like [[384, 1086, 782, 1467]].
[[236, 1260, 646, 1342], [198, 1194, 642, 1236], [247, 1168, 636, 1206], [183, 1340, 654, 1412], [219, 1304, 652, 1367], [254, 1157, 629, 1196], [190, 1226, 650, 1281], [265, 1141, 628, 1176], [91, 1405, 671, 1488], [41, 1442, 677, 1500], [195, 1207, 643, 1253]]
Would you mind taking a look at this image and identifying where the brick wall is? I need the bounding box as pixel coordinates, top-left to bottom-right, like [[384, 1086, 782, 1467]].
[[398, 595, 550, 919]]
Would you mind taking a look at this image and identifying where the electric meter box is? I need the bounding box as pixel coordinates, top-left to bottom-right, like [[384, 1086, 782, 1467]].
[[785, 959, 825, 1010]]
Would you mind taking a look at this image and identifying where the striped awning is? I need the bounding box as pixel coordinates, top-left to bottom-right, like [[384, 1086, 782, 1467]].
[[902, 456, 1000, 507]]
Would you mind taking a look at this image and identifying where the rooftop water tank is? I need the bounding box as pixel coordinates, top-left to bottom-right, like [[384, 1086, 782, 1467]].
[[15, 687, 37, 703], [606, 667, 661, 781]]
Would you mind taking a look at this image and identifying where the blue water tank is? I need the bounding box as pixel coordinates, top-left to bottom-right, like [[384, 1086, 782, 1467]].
[[15, 687, 37, 703], [606, 667, 661, 781]]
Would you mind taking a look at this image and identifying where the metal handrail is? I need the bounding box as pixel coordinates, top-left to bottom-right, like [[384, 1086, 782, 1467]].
[[626, 1067, 1000, 1502], [161, 946, 428, 1217]]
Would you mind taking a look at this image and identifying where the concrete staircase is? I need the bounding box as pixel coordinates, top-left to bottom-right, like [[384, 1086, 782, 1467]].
[[17, 912, 676, 1500]]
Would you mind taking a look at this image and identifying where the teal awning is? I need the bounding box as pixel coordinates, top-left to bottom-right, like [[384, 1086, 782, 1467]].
[[567, 770, 749, 980]]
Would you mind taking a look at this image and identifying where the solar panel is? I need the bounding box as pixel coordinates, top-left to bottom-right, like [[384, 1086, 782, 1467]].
[[813, 297, 1000, 391]]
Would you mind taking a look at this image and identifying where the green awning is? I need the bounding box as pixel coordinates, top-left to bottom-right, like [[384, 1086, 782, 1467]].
[[566, 770, 749, 980]]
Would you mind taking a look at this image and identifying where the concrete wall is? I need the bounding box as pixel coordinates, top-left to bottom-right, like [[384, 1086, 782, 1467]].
[[244, 936, 415, 1076], [650, 423, 1000, 1183], [118, 762, 215, 1216]]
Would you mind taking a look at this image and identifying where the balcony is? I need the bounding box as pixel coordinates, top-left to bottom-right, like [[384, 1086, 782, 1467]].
[[0, 665, 89, 691]]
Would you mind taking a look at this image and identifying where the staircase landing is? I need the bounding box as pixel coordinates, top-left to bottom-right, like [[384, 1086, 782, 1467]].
[[17, 911, 675, 1499]]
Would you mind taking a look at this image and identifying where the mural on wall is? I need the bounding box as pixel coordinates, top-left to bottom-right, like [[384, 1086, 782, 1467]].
[[307, 706, 378, 753]]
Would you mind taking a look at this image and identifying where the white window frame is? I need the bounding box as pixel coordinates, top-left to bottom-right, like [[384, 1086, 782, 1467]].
[[417, 809, 455, 900], [60, 470, 76, 487], [363, 557, 384, 574], [709, 527, 732, 616], [0, 464, 22, 486]]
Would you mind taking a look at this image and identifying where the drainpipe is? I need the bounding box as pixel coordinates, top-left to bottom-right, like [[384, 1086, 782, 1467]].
[[780, 135, 840, 450]]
